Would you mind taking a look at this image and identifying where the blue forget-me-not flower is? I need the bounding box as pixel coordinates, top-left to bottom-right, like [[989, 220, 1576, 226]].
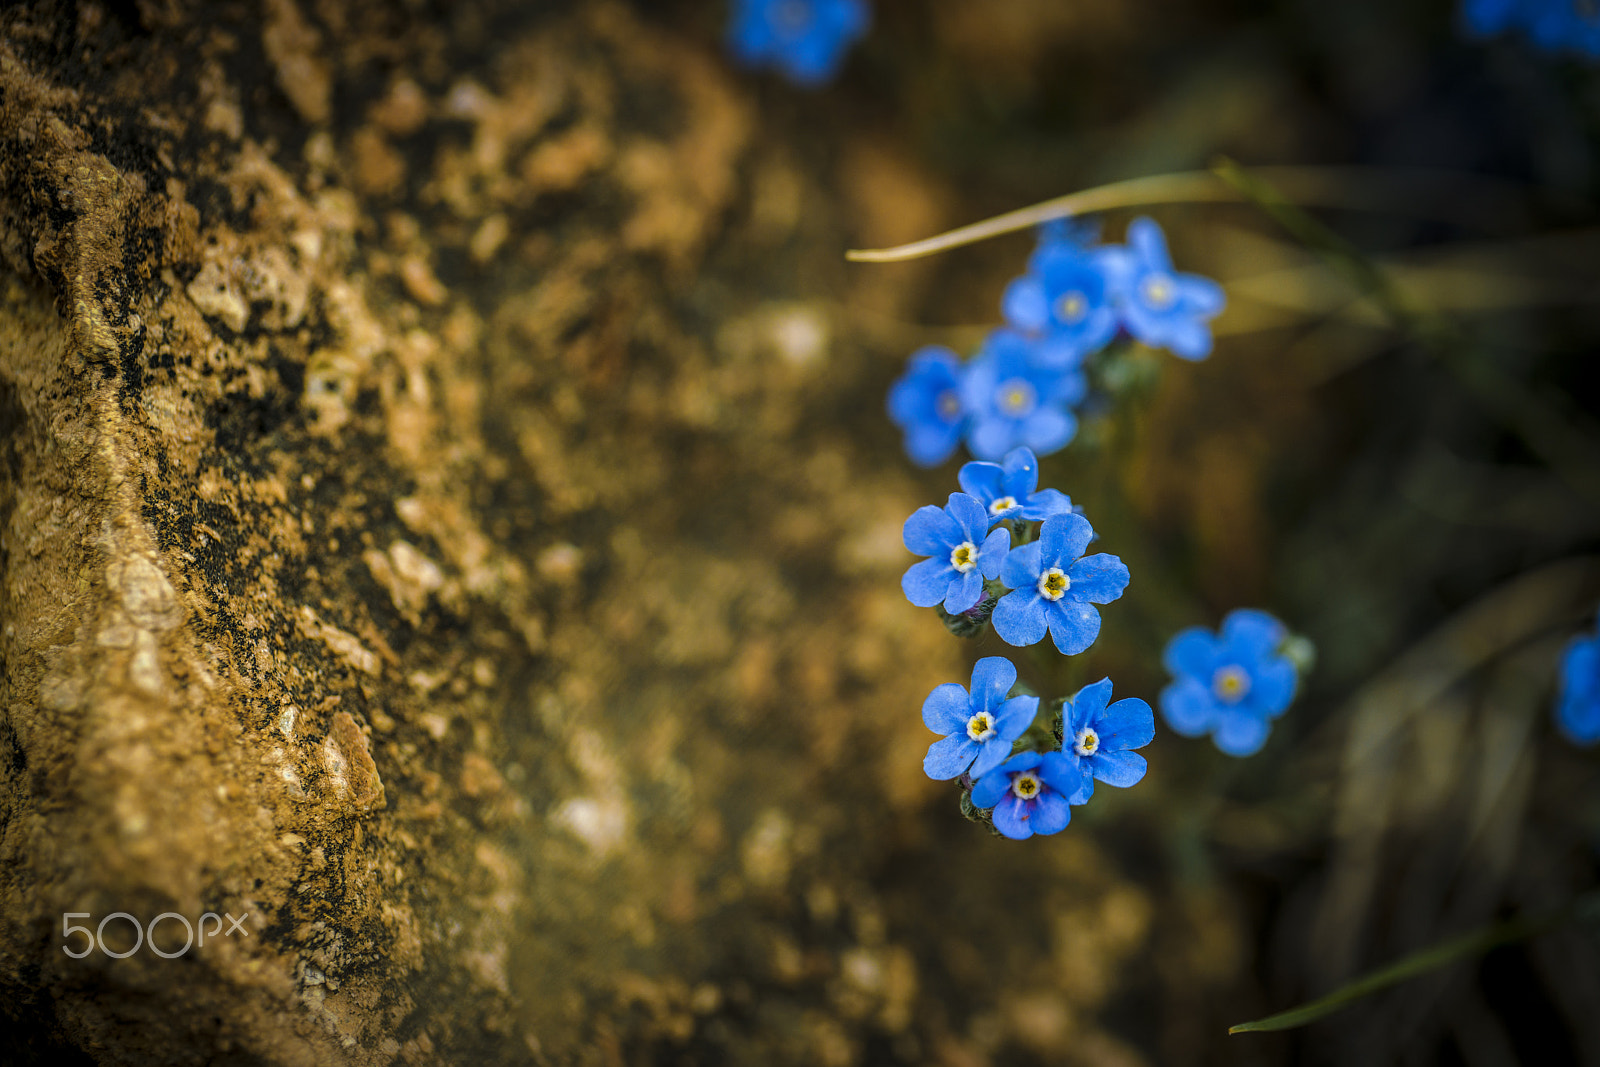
[[960, 330, 1087, 461], [921, 657, 1039, 781], [1107, 217, 1225, 361], [726, 0, 871, 86], [1057, 677, 1155, 804], [1555, 609, 1600, 745], [1159, 609, 1298, 756], [902, 493, 1011, 615], [957, 446, 1076, 527], [992, 513, 1129, 655], [1002, 239, 1122, 368], [969, 750, 1087, 840], [888, 345, 967, 468]]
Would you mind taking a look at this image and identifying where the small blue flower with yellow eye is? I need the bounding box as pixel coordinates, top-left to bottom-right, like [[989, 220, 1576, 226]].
[[960, 330, 1087, 461], [1002, 240, 1121, 368], [921, 657, 1038, 781], [727, 0, 871, 86], [969, 750, 1086, 840], [888, 346, 967, 468], [1159, 609, 1298, 756], [1106, 217, 1225, 361], [957, 446, 1076, 528], [991, 513, 1129, 655], [1555, 609, 1600, 745], [1057, 677, 1155, 805], [902, 493, 1011, 615]]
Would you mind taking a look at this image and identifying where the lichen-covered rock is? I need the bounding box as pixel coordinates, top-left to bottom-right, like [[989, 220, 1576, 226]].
[[1, 2, 1173, 1065]]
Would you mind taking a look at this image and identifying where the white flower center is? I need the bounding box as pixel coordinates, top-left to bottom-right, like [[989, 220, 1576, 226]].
[[1140, 273, 1176, 310], [989, 496, 1019, 516], [936, 388, 961, 422], [1037, 567, 1069, 601], [1054, 290, 1089, 324], [995, 377, 1038, 418], [1211, 664, 1251, 704], [949, 541, 978, 573], [1010, 771, 1042, 800], [1074, 727, 1100, 757], [966, 711, 996, 742]]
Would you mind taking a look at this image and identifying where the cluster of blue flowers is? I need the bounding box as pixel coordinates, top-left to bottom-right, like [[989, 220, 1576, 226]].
[[726, 0, 870, 86], [1463, 0, 1600, 58], [904, 446, 1154, 840], [888, 218, 1225, 468]]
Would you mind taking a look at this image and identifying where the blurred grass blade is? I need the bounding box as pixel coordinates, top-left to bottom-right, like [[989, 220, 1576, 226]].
[[1229, 893, 1600, 1034]]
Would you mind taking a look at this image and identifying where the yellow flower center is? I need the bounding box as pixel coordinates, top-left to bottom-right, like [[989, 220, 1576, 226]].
[[774, 0, 813, 32], [936, 388, 961, 421], [966, 712, 996, 742], [995, 378, 1038, 417], [1140, 274, 1176, 310], [1037, 567, 1069, 601], [1211, 664, 1251, 704], [1074, 727, 1099, 757], [949, 541, 978, 573], [989, 496, 1019, 516], [1054, 290, 1088, 324], [1011, 772, 1042, 800]]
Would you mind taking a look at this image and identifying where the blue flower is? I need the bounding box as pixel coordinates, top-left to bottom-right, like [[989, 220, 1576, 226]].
[[969, 750, 1086, 840], [1555, 611, 1600, 745], [1464, 0, 1600, 55], [991, 513, 1129, 655], [1106, 217, 1225, 361], [1057, 677, 1155, 804], [727, 0, 871, 86], [957, 446, 1076, 527], [1001, 240, 1121, 367], [921, 657, 1039, 780], [960, 330, 1087, 461], [902, 493, 1012, 614], [1159, 609, 1298, 757], [888, 346, 967, 468]]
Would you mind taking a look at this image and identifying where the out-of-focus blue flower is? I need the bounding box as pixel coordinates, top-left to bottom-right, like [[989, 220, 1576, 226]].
[[1160, 609, 1298, 757], [888, 346, 967, 467], [1002, 240, 1121, 368], [902, 493, 1011, 614], [727, 0, 871, 86], [992, 513, 1129, 655], [1106, 217, 1225, 361], [921, 657, 1039, 780], [1463, 0, 1600, 56], [960, 330, 1087, 461], [1555, 611, 1600, 745], [957, 446, 1076, 527], [969, 750, 1086, 840], [1058, 677, 1155, 804]]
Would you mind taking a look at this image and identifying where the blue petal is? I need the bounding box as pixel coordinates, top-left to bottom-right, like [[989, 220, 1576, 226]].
[[1249, 658, 1298, 718], [1221, 609, 1286, 659], [1214, 710, 1272, 757], [1067, 554, 1129, 604], [1127, 217, 1172, 270], [969, 737, 1015, 779], [1028, 790, 1072, 836], [924, 735, 979, 780], [993, 694, 1038, 740], [921, 682, 971, 734], [903, 505, 960, 556], [1046, 599, 1101, 656], [1020, 488, 1073, 521], [1163, 318, 1213, 361], [1021, 406, 1077, 457], [904, 424, 963, 468], [970, 769, 1012, 808], [947, 492, 991, 544], [1037, 751, 1088, 797], [902, 557, 954, 607], [967, 417, 1015, 462], [1067, 678, 1114, 734], [1089, 749, 1147, 787], [969, 656, 1017, 712], [957, 460, 1005, 505], [993, 591, 1049, 647], [1038, 513, 1095, 568], [1163, 627, 1219, 680], [979, 527, 1011, 580], [1002, 276, 1050, 332], [1159, 678, 1215, 736], [1000, 447, 1040, 497], [991, 794, 1035, 839], [944, 568, 985, 614], [1033, 334, 1088, 370], [1180, 274, 1226, 316], [1096, 697, 1155, 751], [1000, 541, 1042, 590], [1066, 774, 1094, 805]]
